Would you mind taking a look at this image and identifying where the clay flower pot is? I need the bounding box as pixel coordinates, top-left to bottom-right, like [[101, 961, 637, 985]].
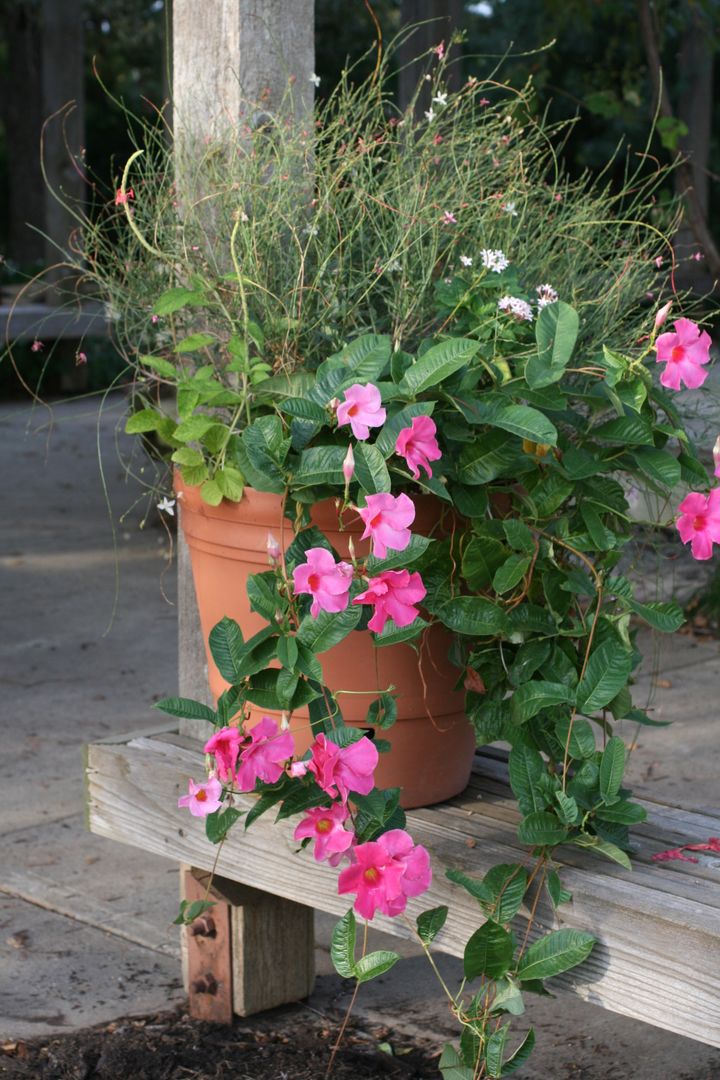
[[175, 476, 476, 808]]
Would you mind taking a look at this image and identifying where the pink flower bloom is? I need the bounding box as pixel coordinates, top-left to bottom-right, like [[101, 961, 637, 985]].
[[293, 547, 353, 617], [235, 716, 295, 791], [266, 532, 281, 563], [434, 41, 445, 59], [654, 256, 664, 269], [177, 776, 223, 818], [30, 339, 43, 353], [307, 733, 378, 802], [713, 436, 720, 478], [294, 804, 355, 863], [654, 300, 672, 330], [479, 97, 490, 106], [336, 383, 386, 440], [357, 492, 415, 559], [676, 490, 720, 560], [442, 210, 457, 225], [115, 187, 134, 206], [204, 726, 243, 782], [289, 760, 308, 778], [151, 314, 159, 325], [337, 829, 432, 920], [656, 318, 712, 390], [75, 351, 88, 366], [691, 251, 704, 261], [342, 444, 355, 484], [395, 416, 442, 480], [354, 569, 426, 633]]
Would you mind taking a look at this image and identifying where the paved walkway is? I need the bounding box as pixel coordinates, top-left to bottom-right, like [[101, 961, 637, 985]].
[[1, 395, 719, 1078]]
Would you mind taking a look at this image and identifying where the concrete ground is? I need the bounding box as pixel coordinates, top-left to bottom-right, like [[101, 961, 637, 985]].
[[1, 394, 719, 1078]]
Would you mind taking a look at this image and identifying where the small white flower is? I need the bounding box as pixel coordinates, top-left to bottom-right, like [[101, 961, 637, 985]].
[[480, 249, 510, 273], [432, 92, 448, 106], [459, 254, 473, 267], [309, 73, 321, 88], [386, 259, 401, 272], [157, 497, 176, 516], [502, 201, 518, 216], [536, 283, 559, 310], [303, 223, 319, 237], [424, 108, 436, 123], [498, 295, 533, 322]]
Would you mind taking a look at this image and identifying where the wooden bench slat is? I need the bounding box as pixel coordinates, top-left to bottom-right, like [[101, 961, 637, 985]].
[[85, 730, 720, 1047]]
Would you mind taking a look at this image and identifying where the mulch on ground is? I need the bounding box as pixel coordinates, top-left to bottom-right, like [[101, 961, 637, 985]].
[[0, 1004, 440, 1080]]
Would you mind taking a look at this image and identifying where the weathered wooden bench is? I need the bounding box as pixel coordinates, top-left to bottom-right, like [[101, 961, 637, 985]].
[[84, 723, 720, 1048]]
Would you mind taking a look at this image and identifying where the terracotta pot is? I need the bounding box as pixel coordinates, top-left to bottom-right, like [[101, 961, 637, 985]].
[[175, 476, 476, 808]]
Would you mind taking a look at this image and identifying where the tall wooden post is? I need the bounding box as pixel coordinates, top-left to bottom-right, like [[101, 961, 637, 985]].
[[172, 0, 317, 1018]]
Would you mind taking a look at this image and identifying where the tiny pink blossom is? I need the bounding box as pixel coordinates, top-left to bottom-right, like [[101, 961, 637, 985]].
[[479, 97, 490, 106], [654, 300, 672, 330], [294, 804, 355, 862], [442, 210, 457, 225], [434, 41, 445, 59], [151, 314, 159, 325], [115, 187, 134, 206], [354, 569, 426, 633], [30, 339, 43, 352], [655, 318, 712, 391], [204, 726, 243, 782], [691, 251, 704, 261], [337, 829, 432, 920], [713, 436, 720, 479], [342, 444, 355, 484], [177, 776, 223, 818], [676, 489, 720, 560], [395, 416, 442, 480], [75, 351, 88, 366], [307, 733, 378, 803], [266, 532, 282, 563], [357, 492, 415, 559], [235, 716, 295, 791], [293, 547, 353, 616], [654, 255, 664, 269], [336, 383, 386, 440]]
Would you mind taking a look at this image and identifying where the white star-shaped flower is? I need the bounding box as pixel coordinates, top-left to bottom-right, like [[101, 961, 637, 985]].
[[459, 254, 473, 267], [432, 92, 448, 106], [424, 108, 435, 123], [157, 497, 176, 516], [502, 201, 518, 216], [309, 73, 321, 88]]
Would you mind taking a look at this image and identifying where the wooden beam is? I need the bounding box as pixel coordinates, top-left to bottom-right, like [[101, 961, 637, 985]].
[[86, 731, 720, 1046]]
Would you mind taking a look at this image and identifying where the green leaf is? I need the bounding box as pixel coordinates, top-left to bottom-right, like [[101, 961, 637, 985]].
[[416, 906, 449, 946], [214, 465, 244, 502], [296, 605, 362, 653], [293, 445, 347, 487], [445, 868, 492, 903], [488, 977, 526, 1017], [502, 519, 535, 553], [140, 354, 176, 378], [439, 1045, 474, 1080], [208, 617, 245, 683], [555, 790, 580, 825], [555, 715, 596, 759], [125, 408, 164, 434], [178, 462, 209, 487], [398, 338, 480, 396], [577, 639, 633, 714], [175, 332, 216, 353], [171, 446, 204, 467], [205, 806, 243, 844], [373, 616, 428, 646], [277, 396, 327, 422], [593, 415, 654, 446], [627, 599, 684, 633], [508, 745, 545, 815], [480, 864, 528, 924], [354, 442, 392, 494], [526, 301, 579, 387], [453, 397, 558, 446], [459, 431, 522, 484], [200, 478, 223, 506], [330, 910, 357, 979], [174, 415, 216, 442], [154, 696, 216, 723], [599, 736, 626, 804], [573, 833, 632, 869], [493, 554, 531, 595], [517, 929, 595, 981], [153, 286, 206, 315], [436, 596, 506, 636], [510, 681, 573, 724], [502, 1028, 536, 1076], [366, 692, 398, 730], [461, 536, 507, 590], [173, 898, 215, 925], [580, 504, 614, 551], [596, 800, 647, 824], [464, 921, 514, 980], [632, 447, 681, 488], [366, 534, 432, 574], [517, 812, 568, 847], [546, 870, 572, 909], [354, 950, 401, 983], [336, 333, 391, 383], [485, 1024, 509, 1078]]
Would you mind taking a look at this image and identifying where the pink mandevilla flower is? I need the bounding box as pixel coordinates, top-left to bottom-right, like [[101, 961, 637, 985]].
[[676, 489, 720, 560], [357, 492, 415, 559], [294, 804, 355, 863], [307, 733, 378, 803], [235, 716, 295, 792], [336, 383, 386, 440], [395, 416, 442, 479], [177, 777, 223, 818], [337, 829, 432, 920], [293, 547, 353, 616], [354, 569, 426, 633], [655, 317, 712, 391], [203, 726, 243, 782]]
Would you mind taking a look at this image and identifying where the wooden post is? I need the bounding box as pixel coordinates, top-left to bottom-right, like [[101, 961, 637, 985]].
[[172, 0, 316, 1017]]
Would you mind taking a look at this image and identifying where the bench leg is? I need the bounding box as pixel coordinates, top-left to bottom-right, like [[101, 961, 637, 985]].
[[181, 865, 315, 1020]]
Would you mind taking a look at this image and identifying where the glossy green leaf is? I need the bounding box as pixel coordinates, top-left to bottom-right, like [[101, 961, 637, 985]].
[[436, 596, 506, 636], [208, 617, 245, 683], [517, 812, 568, 847], [330, 910, 357, 979], [493, 553, 531, 595], [125, 408, 165, 434], [464, 921, 514, 979], [416, 906, 449, 946], [355, 950, 401, 983], [510, 681, 574, 724], [599, 736, 626, 803], [354, 442, 392, 494], [577, 639, 633, 714], [526, 301, 579, 387], [205, 806, 243, 844], [175, 332, 216, 353], [398, 338, 480, 396], [517, 929, 595, 981], [296, 605, 362, 653], [154, 696, 216, 723]]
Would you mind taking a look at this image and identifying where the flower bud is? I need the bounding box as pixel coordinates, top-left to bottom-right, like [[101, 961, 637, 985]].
[[289, 760, 308, 778], [654, 300, 672, 330], [342, 444, 355, 484], [266, 532, 281, 563], [713, 436, 720, 478]]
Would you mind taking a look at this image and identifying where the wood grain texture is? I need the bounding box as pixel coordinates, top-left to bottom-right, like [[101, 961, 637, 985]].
[[182, 867, 234, 1023], [86, 732, 720, 1046]]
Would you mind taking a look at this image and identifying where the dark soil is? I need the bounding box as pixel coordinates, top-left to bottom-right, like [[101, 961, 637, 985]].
[[0, 1005, 439, 1080]]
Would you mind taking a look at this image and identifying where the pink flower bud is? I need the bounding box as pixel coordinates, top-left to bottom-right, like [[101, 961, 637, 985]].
[[713, 436, 720, 478], [342, 444, 355, 483], [654, 300, 672, 330], [289, 760, 308, 778], [266, 532, 281, 563]]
